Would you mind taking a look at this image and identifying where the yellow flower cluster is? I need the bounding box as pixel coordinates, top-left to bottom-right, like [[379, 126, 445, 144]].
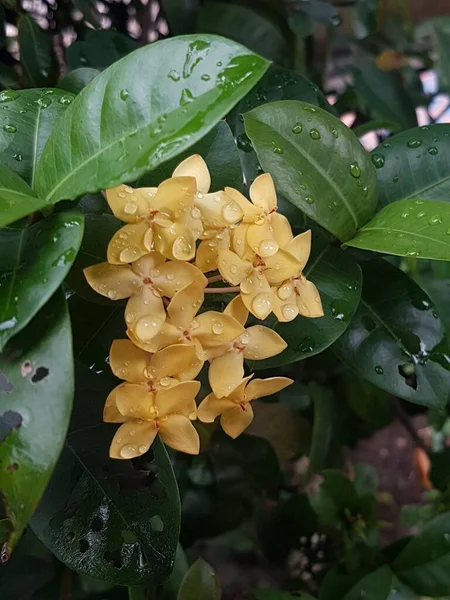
[[84, 155, 323, 459]]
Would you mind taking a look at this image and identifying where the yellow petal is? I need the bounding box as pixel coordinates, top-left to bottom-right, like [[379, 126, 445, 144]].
[[155, 380, 200, 417], [110, 420, 157, 459], [168, 282, 204, 329], [195, 311, 245, 348], [177, 339, 205, 380], [125, 286, 166, 343], [153, 261, 207, 298], [159, 414, 200, 454], [229, 375, 254, 403], [246, 377, 293, 401], [149, 344, 198, 382], [131, 252, 166, 279], [197, 392, 236, 422], [225, 187, 264, 222], [243, 325, 287, 360], [221, 404, 254, 438], [295, 277, 324, 318], [195, 191, 243, 228], [217, 249, 251, 286], [150, 176, 197, 216], [250, 173, 277, 213], [224, 295, 248, 326], [272, 289, 299, 322], [154, 221, 196, 261], [240, 269, 274, 320], [231, 223, 250, 258], [285, 230, 312, 270], [110, 339, 150, 382], [107, 221, 150, 264], [128, 320, 181, 353], [264, 249, 302, 285], [115, 383, 156, 420], [84, 262, 140, 300], [104, 385, 127, 423], [209, 351, 245, 398], [172, 154, 211, 195], [247, 220, 279, 258], [179, 204, 204, 239], [271, 213, 294, 247], [106, 185, 152, 223], [196, 239, 219, 273]]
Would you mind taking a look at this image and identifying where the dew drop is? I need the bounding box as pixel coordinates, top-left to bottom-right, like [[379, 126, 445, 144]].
[[258, 238, 278, 258], [159, 376, 171, 387], [350, 162, 361, 178], [407, 139, 422, 148], [108, 289, 118, 299], [120, 445, 137, 459], [120, 89, 129, 101], [0, 90, 18, 103], [281, 303, 298, 320], [120, 248, 139, 262], [272, 143, 283, 154], [372, 153, 385, 168], [416, 211, 426, 219], [13, 153, 22, 162], [139, 445, 148, 453], [124, 202, 137, 215], [309, 128, 321, 140], [222, 203, 242, 224], [277, 282, 294, 300], [292, 122, 303, 134], [172, 236, 194, 260], [59, 95, 72, 105], [252, 293, 273, 319], [305, 196, 314, 204], [428, 146, 438, 155], [212, 322, 224, 335], [168, 69, 180, 82], [331, 128, 338, 138], [429, 214, 442, 225], [393, 176, 399, 183], [3, 124, 16, 133], [375, 365, 384, 375]]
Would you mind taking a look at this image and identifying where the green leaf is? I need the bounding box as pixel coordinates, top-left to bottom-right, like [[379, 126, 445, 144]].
[[352, 119, 402, 138], [344, 198, 450, 260], [307, 383, 334, 477], [393, 512, 450, 596], [18, 15, 56, 87], [72, 0, 102, 27], [177, 558, 221, 600], [58, 68, 100, 94], [35, 35, 269, 205], [430, 18, 450, 92], [0, 165, 49, 227], [252, 592, 314, 600], [252, 236, 362, 367], [31, 365, 180, 585], [138, 121, 242, 191], [0, 89, 74, 186], [232, 65, 336, 186], [351, 64, 417, 130], [244, 100, 378, 242], [299, 0, 340, 26], [288, 12, 313, 39], [66, 30, 137, 71], [333, 259, 450, 408], [319, 566, 393, 600], [0, 211, 84, 350], [372, 124, 450, 208], [196, 3, 287, 64], [0, 291, 73, 554], [163, 0, 198, 35]]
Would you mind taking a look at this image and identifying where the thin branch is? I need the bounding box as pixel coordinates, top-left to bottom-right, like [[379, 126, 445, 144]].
[[207, 274, 223, 284], [204, 286, 240, 294]]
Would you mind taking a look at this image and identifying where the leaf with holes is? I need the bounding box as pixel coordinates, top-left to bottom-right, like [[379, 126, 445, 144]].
[[372, 124, 450, 208], [138, 120, 242, 191], [244, 100, 378, 242], [0, 211, 84, 350], [0, 291, 73, 556], [31, 365, 180, 585], [0, 165, 49, 227], [0, 89, 74, 187], [232, 66, 335, 187], [177, 558, 221, 600], [18, 15, 57, 88], [35, 36, 269, 204], [344, 199, 450, 260], [333, 259, 450, 408], [251, 236, 362, 368]]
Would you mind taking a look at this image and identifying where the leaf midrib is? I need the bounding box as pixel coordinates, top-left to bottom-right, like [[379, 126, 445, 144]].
[[353, 226, 450, 249]]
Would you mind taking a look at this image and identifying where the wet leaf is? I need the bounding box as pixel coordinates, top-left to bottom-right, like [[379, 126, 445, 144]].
[[344, 198, 450, 261], [244, 100, 378, 242], [333, 259, 450, 408], [18, 15, 56, 87], [0, 291, 73, 554], [58, 68, 100, 95], [67, 30, 137, 71], [0, 165, 49, 227], [35, 36, 269, 204], [31, 366, 180, 585], [0, 211, 84, 350], [177, 558, 221, 600], [372, 123, 450, 208]]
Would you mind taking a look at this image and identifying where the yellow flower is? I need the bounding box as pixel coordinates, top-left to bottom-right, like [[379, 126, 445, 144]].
[[195, 228, 231, 273], [127, 281, 246, 358], [105, 379, 201, 458], [198, 375, 293, 438], [376, 49, 406, 71], [206, 296, 287, 398], [84, 252, 207, 345], [272, 230, 324, 321]]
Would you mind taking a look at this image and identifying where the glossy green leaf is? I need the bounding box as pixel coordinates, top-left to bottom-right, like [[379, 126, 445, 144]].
[[244, 100, 378, 242], [0, 165, 49, 227], [430, 18, 450, 92], [31, 366, 180, 585], [393, 512, 450, 596], [0, 211, 84, 350], [138, 120, 242, 191], [35, 35, 269, 204], [58, 68, 100, 95], [345, 198, 450, 260], [352, 119, 402, 138], [0, 291, 73, 554], [178, 558, 221, 600], [66, 30, 137, 71], [18, 15, 56, 88], [351, 64, 417, 130], [0, 89, 74, 186], [163, 0, 198, 35], [232, 66, 335, 187], [319, 566, 393, 600], [333, 259, 450, 408], [372, 124, 450, 208], [252, 236, 362, 368], [307, 383, 334, 477], [196, 3, 287, 64]]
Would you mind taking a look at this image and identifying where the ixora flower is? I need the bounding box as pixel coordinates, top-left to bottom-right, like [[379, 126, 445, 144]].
[[84, 252, 207, 345], [106, 155, 243, 264], [207, 296, 287, 398], [272, 230, 324, 321], [198, 375, 293, 438]]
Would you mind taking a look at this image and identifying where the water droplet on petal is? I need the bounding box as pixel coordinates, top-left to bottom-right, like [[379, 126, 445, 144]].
[[281, 303, 298, 320], [258, 239, 278, 258], [120, 444, 137, 459], [240, 331, 251, 344], [252, 293, 273, 319], [191, 207, 201, 219], [120, 248, 139, 262], [139, 445, 148, 453], [124, 202, 137, 215], [160, 376, 171, 387], [173, 236, 194, 260], [108, 289, 118, 299], [212, 322, 224, 335], [277, 282, 294, 300], [222, 203, 241, 224]]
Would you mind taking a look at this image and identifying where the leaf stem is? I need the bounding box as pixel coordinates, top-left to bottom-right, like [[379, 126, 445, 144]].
[[207, 274, 223, 284], [204, 286, 240, 294], [128, 586, 146, 600]]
